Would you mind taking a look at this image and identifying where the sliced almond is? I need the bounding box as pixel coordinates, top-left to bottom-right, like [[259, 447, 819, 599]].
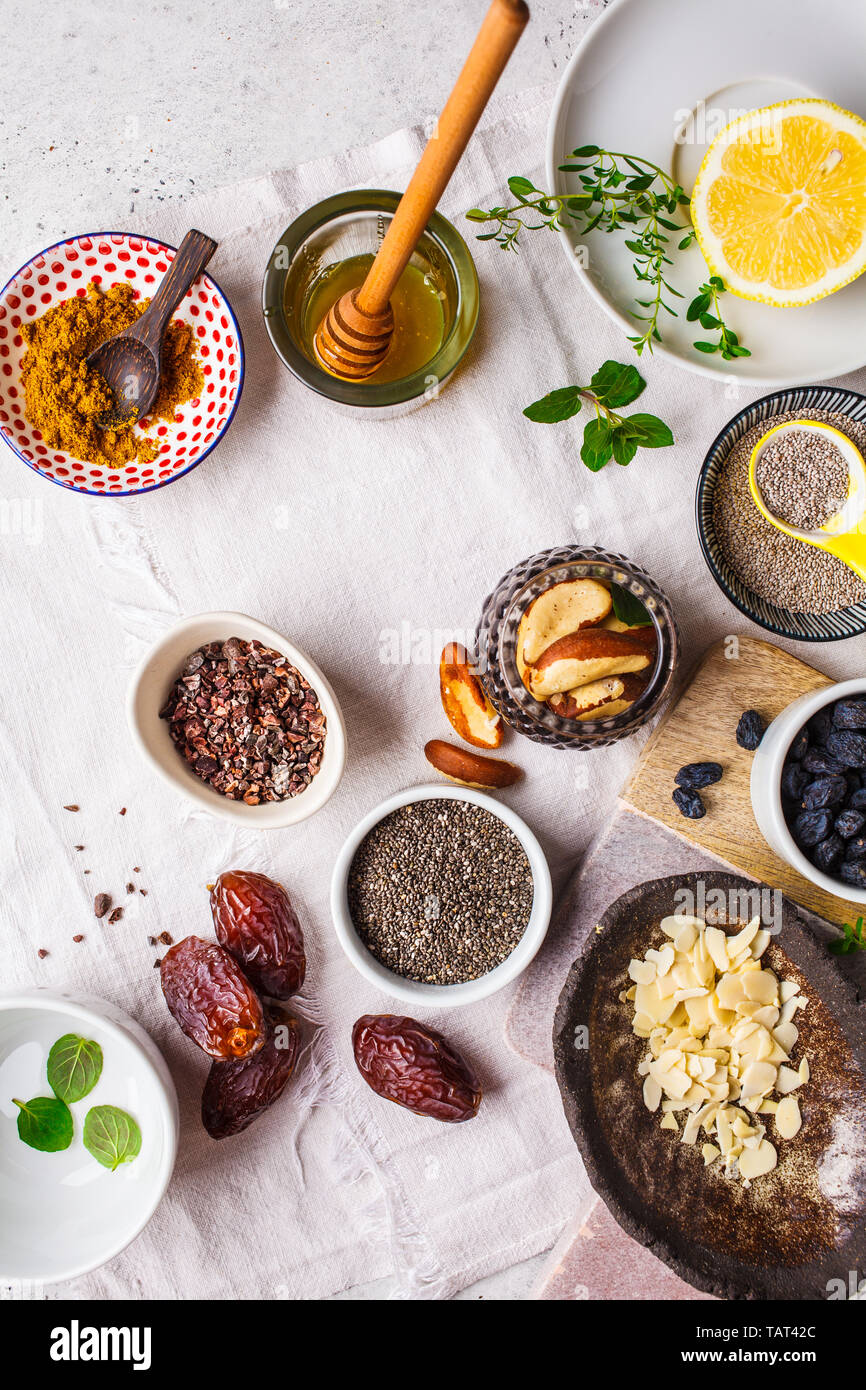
[[775, 1095, 802, 1140]]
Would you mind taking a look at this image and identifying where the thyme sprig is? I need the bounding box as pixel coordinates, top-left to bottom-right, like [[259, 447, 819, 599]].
[[467, 146, 750, 360]]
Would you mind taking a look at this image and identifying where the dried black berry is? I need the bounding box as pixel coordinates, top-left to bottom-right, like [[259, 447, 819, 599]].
[[845, 835, 866, 862], [808, 706, 834, 747], [836, 809, 865, 840], [672, 787, 705, 819], [802, 747, 846, 776], [781, 762, 810, 801], [787, 728, 810, 762], [850, 788, 866, 810], [736, 710, 765, 751], [840, 860, 866, 887], [813, 835, 844, 873], [827, 728, 866, 769], [833, 698, 866, 730], [801, 774, 847, 810], [793, 809, 834, 847], [674, 762, 723, 790]]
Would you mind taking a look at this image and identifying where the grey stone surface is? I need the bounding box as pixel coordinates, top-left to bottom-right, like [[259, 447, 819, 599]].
[[0, 0, 585, 253]]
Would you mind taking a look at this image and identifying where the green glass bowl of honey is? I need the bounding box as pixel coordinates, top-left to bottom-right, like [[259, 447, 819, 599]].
[[262, 190, 479, 416]]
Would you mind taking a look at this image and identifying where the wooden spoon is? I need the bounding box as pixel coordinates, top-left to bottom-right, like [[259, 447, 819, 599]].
[[87, 229, 217, 427], [314, 0, 529, 380]]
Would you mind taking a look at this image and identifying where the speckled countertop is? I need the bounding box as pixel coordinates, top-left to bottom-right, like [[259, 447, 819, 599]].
[[0, 0, 583, 254], [0, 0, 587, 1301]]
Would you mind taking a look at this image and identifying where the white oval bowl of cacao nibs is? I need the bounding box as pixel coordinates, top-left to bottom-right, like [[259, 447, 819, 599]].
[[330, 784, 553, 1007], [751, 678, 866, 906], [127, 612, 347, 827]]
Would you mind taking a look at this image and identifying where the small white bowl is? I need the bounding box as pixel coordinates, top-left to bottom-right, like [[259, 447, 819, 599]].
[[330, 783, 553, 1008], [0, 991, 178, 1285], [127, 612, 347, 827], [751, 677, 866, 906]]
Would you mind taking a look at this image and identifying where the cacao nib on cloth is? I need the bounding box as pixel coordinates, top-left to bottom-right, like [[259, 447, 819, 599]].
[[159, 638, 327, 804]]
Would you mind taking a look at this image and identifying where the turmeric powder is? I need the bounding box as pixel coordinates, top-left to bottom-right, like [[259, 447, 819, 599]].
[[20, 281, 203, 469]]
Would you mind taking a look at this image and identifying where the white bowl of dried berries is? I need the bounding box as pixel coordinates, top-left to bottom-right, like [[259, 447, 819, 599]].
[[128, 612, 347, 827]]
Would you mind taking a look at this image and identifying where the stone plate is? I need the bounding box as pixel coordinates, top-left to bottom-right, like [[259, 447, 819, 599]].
[[553, 871, 866, 1300]]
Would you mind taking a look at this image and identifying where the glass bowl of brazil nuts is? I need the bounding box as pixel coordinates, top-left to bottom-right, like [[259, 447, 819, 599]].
[[696, 385, 866, 642], [474, 546, 679, 749], [330, 785, 552, 1007]]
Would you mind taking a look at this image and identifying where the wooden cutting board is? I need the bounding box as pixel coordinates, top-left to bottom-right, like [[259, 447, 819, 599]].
[[621, 635, 857, 926]]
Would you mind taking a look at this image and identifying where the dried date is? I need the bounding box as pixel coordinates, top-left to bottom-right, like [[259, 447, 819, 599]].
[[202, 1006, 300, 1139], [160, 935, 265, 1060], [210, 870, 305, 999], [352, 1015, 482, 1123]]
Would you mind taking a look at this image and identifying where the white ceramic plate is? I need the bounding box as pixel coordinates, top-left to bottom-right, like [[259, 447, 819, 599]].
[[128, 612, 347, 827], [0, 992, 177, 1284], [330, 783, 553, 1007], [546, 0, 866, 384]]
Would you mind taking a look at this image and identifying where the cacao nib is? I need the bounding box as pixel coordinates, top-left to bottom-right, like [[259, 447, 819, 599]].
[[159, 639, 327, 804]]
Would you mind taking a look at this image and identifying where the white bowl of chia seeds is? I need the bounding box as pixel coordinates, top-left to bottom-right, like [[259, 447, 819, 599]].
[[696, 386, 866, 642], [330, 784, 553, 1007]]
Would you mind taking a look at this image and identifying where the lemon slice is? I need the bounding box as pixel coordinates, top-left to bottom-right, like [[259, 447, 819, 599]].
[[691, 99, 866, 307]]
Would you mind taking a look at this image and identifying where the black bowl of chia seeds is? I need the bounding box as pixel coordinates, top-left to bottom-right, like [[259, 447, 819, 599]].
[[330, 785, 553, 1007], [696, 386, 866, 642]]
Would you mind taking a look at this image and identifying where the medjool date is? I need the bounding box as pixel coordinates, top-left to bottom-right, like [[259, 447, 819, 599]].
[[202, 1006, 299, 1139], [793, 809, 834, 847], [833, 698, 866, 730], [672, 787, 706, 819], [160, 935, 265, 1060], [827, 728, 866, 769], [352, 1015, 482, 1123], [736, 710, 765, 750], [674, 762, 723, 790], [813, 835, 844, 873], [801, 774, 847, 810], [836, 809, 865, 840], [210, 870, 305, 1000]]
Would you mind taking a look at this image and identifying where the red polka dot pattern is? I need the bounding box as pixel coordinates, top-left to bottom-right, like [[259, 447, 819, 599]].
[[0, 232, 243, 496]]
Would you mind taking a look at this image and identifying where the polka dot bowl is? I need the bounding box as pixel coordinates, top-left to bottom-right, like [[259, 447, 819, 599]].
[[0, 231, 244, 496]]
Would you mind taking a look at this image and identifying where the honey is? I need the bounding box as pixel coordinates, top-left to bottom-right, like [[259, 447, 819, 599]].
[[300, 255, 445, 383]]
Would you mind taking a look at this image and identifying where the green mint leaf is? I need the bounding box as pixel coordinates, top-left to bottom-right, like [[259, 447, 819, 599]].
[[523, 386, 583, 424], [620, 413, 674, 448], [14, 1097, 73, 1152], [589, 360, 646, 408], [507, 175, 536, 199], [83, 1105, 142, 1172], [611, 429, 638, 467], [609, 583, 652, 626], [47, 1034, 103, 1104], [581, 418, 613, 471]]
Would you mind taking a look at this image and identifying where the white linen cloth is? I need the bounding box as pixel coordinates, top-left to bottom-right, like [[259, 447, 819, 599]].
[[1, 75, 864, 1302]]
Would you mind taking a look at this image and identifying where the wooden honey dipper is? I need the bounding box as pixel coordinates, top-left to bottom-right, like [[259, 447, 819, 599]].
[[314, 0, 529, 380]]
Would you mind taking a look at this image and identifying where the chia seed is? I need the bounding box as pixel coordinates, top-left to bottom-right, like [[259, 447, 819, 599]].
[[755, 428, 849, 531], [713, 409, 866, 614], [347, 799, 534, 985]]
